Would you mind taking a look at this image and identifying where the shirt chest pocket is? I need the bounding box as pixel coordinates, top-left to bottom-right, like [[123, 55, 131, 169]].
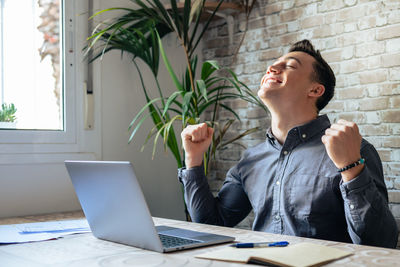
[[287, 174, 339, 217]]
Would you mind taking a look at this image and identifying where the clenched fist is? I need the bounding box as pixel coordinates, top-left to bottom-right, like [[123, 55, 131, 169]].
[[321, 119, 364, 182], [181, 123, 214, 168]]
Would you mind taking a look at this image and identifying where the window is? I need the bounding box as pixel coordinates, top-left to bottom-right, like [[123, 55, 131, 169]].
[[0, 0, 99, 154], [0, 0, 63, 130]]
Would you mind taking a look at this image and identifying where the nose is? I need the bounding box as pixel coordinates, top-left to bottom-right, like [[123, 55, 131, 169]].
[[267, 63, 281, 74]]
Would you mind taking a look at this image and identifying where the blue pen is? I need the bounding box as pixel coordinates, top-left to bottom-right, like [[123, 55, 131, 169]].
[[229, 241, 289, 248]]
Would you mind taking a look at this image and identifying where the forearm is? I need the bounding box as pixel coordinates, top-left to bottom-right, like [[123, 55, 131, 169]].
[[178, 166, 226, 225], [178, 165, 252, 227]]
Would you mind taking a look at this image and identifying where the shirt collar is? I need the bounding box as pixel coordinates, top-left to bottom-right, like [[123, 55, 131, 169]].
[[294, 114, 331, 142], [265, 115, 331, 145]]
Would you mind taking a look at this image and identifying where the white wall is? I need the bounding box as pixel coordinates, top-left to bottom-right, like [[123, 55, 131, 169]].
[[97, 0, 190, 220], [99, 41, 187, 221]]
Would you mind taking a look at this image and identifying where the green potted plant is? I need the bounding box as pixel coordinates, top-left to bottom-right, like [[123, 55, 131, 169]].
[[0, 103, 17, 129], [85, 0, 268, 219]]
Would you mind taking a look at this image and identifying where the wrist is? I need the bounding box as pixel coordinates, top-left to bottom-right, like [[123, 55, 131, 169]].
[[339, 158, 365, 182], [185, 155, 203, 169], [341, 164, 364, 182]]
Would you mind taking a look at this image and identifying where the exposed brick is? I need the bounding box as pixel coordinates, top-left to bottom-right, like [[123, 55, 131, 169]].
[[358, 70, 388, 84], [295, 0, 320, 7], [204, 37, 229, 49], [355, 42, 385, 58], [389, 191, 400, 203], [279, 32, 300, 45], [382, 137, 400, 148], [390, 96, 400, 109], [382, 0, 400, 11], [336, 29, 375, 46], [337, 5, 367, 21], [287, 21, 300, 32], [377, 24, 400, 40], [242, 62, 267, 74], [382, 54, 400, 68], [324, 12, 337, 24], [322, 50, 342, 62], [381, 110, 400, 123], [279, 8, 304, 23], [360, 124, 390, 136], [364, 111, 381, 124], [336, 87, 366, 100], [266, 14, 281, 25], [266, 24, 288, 35], [344, 100, 359, 111], [388, 10, 400, 24], [344, 0, 357, 6], [301, 15, 324, 29], [395, 180, 400, 191], [390, 204, 400, 218], [263, 2, 283, 15], [337, 112, 366, 123], [247, 18, 267, 29], [259, 48, 281, 61], [377, 149, 392, 162], [367, 83, 400, 97], [392, 149, 400, 162], [340, 59, 368, 74], [244, 108, 269, 119], [386, 38, 400, 53], [344, 22, 357, 32], [389, 67, 400, 81], [358, 97, 389, 111], [324, 100, 345, 112], [391, 124, 400, 135], [336, 73, 360, 87], [318, 0, 345, 12]]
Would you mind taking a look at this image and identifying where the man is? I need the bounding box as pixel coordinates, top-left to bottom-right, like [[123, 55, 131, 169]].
[[178, 40, 398, 248]]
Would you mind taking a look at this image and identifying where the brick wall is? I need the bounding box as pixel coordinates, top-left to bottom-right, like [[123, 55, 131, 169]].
[[202, 0, 400, 247]]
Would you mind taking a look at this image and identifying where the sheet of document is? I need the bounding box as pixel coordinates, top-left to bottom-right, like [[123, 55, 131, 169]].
[[0, 219, 91, 244]]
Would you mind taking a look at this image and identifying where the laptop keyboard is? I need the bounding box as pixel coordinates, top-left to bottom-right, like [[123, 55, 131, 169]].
[[158, 233, 201, 248]]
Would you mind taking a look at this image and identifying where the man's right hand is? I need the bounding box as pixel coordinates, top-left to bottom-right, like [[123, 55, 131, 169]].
[[181, 123, 214, 169]]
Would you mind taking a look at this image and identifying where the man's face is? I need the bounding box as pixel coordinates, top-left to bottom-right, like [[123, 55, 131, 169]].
[[258, 51, 319, 108]]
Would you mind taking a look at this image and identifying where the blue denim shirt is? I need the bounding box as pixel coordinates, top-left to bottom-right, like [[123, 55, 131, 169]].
[[178, 115, 398, 248]]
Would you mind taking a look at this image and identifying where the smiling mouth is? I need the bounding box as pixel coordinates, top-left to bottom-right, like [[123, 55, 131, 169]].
[[267, 78, 282, 83], [261, 76, 283, 86]]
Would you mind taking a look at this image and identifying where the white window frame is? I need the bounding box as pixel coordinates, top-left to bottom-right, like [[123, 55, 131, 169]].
[[0, 0, 101, 164]]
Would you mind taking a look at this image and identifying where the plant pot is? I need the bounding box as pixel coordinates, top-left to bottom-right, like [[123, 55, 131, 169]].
[[0, 121, 17, 129]]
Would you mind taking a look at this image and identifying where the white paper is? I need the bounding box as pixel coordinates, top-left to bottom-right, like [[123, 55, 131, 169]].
[[0, 219, 91, 244]]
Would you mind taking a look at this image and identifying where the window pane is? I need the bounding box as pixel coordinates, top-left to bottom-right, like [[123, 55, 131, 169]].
[[0, 0, 63, 130]]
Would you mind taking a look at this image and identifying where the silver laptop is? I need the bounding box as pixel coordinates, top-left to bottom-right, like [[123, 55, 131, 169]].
[[65, 160, 234, 252]]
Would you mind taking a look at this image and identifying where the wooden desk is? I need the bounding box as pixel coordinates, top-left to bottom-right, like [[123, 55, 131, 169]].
[[1, 211, 399, 266]]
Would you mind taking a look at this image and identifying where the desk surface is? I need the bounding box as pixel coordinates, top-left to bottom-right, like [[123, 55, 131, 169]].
[[0, 211, 399, 267]]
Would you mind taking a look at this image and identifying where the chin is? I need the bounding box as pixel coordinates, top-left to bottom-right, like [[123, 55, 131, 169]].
[[258, 85, 276, 98]]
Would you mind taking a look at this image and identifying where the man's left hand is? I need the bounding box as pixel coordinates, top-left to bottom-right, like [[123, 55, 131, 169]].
[[321, 119, 364, 182]]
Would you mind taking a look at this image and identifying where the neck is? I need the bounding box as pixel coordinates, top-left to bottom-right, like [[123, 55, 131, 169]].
[[269, 105, 318, 144]]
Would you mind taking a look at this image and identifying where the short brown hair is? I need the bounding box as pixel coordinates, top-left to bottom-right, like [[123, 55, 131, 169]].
[[289, 40, 335, 112]]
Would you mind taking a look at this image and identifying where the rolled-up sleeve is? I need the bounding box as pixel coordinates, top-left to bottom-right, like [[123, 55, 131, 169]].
[[339, 142, 399, 248], [178, 164, 252, 227]]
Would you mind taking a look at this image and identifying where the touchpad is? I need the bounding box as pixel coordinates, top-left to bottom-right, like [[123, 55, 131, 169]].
[[158, 228, 206, 239]]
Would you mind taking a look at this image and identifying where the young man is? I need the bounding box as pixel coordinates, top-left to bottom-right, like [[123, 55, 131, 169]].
[[178, 40, 398, 248]]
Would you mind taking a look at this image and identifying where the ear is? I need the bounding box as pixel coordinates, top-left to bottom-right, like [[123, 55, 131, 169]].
[[308, 83, 325, 98]]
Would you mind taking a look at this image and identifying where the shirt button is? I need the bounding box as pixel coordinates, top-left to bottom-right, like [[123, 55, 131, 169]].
[[302, 133, 307, 138], [283, 150, 288, 155], [276, 181, 280, 185], [350, 204, 355, 210], [274, 215, 280, 221]]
